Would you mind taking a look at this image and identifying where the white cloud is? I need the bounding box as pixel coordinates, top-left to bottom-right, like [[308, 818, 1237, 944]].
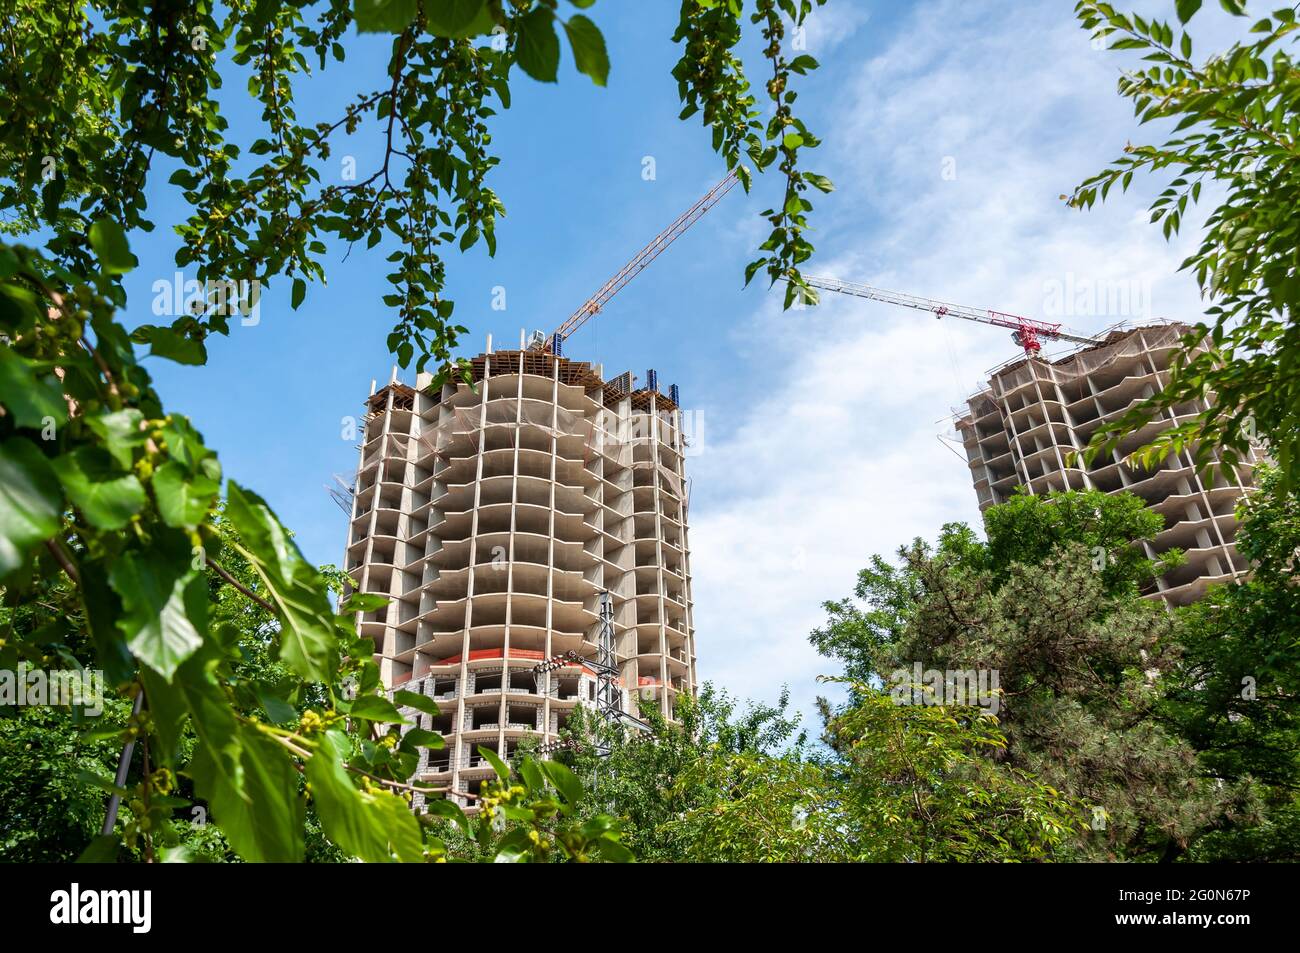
[[687, 0, 1226, 727], [800, 3, 869, 55]]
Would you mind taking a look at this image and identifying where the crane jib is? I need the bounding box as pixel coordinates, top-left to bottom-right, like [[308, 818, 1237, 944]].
[[799, 273, 1104, 354], [549, 167, 742, 349]]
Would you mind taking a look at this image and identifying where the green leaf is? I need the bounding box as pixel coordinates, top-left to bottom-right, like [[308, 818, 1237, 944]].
[[257, 689, 299, 725], [80, 558, 136, 684], [493, 828, 531, 862], [340, 592, 389, 614], [225, 482, 339, 683], [159, 415, 212, 473], [109, 540, 206, 680], [1176, 0, 1203, 23], [85, 409, 146, 470], [75, 835, 121, 863], [51, 446, 146, 530], [592, 836, 634, 863], [782, 132, 804, 149], [88, 219, 137, 274], [153, 460, 219, 529], [478, 744, 510, 782], [188, 713, 305, 863], [802, 171, 835, 193], [0, 348, 65, 429], [352, 0, 418, 33], [42, 175, 65, 224], [516, 7, 561, 83], [788, 54, 820, 74], [423, 0, 493, 38], [541, 758, 583, 805], [423, 796, 469, 832], [579, 813, 616, 837], [0, 437, 62, 577], [291, 277, 306, 310], [74, 768, 128, 796], [140, 326, 207, 365], [393, 689, 440, 716], [0, 282, 41, 333], [306, 730, 424, 862], [347, 693, 408, 723], [137, 662, 190, 767], [563, 14, 609, 86], [519, 756, 544, 794], [398, 727, 445, 752]]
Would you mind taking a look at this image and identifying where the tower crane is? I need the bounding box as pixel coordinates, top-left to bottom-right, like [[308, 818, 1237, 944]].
[[800, 273, 1105, 355], [538, 167, 742, 355]]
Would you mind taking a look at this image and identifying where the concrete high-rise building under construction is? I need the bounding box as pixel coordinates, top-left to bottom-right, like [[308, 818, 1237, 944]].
[[956, 323, 1261, 606], [343, 340, 696, 807]]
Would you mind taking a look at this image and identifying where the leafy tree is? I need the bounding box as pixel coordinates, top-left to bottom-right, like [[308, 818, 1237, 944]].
[[1161, 467, 1300, 861], [427, 744, 633, 863], [0, 706, 129, 862], [557, 683, 1080, 862], [0, 537, 136, 861], [980, 487, 1183, 596], [0, 0, 833, 860], [818, 689, 1083, 863], [812, 490, 1226, 860], [633, 688, 1081, 863], [1068, 0, 1299, 487], [656, 749, 854, 862], [557, 683, 806, 860], [2, 506, 626, 862]]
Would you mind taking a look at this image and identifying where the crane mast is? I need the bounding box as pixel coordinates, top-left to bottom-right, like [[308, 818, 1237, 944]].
[[800, 273, 1104, 355]]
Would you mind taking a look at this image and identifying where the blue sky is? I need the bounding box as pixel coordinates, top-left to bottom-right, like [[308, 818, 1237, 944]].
[[119, 0, 1247, 726]]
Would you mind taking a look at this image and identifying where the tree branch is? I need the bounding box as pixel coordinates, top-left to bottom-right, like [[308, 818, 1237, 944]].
[[206, 555, 275, 614]]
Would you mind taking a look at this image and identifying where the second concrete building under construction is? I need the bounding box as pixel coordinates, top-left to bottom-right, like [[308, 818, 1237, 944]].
[[957, 323, 1260, 605]]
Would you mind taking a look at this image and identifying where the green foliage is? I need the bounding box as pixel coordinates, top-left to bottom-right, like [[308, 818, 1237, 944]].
[[418, 743, 632, 864], [558, 684, 806, 860], [0, 0, 836, 863], [305, 730, 421, 863], [1160, 467, 1300, 860], [672, 0, 832, 305], [0, 1, 828, 376], [0, 439, 63, 576], [812, 489, 1181, 682], [614, 687, 1080, 862], [1069, 0, 1300, 488], [660, 750, 853, 862], [981, 487, 1181, 595], [1, 508, 627, 862], [1233, 464, 1300, 581], [0, 705, 128, 863], [557, 682, 1079, 862], [823, 689, 1085, 862], [812, 489, 1225, 860]]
